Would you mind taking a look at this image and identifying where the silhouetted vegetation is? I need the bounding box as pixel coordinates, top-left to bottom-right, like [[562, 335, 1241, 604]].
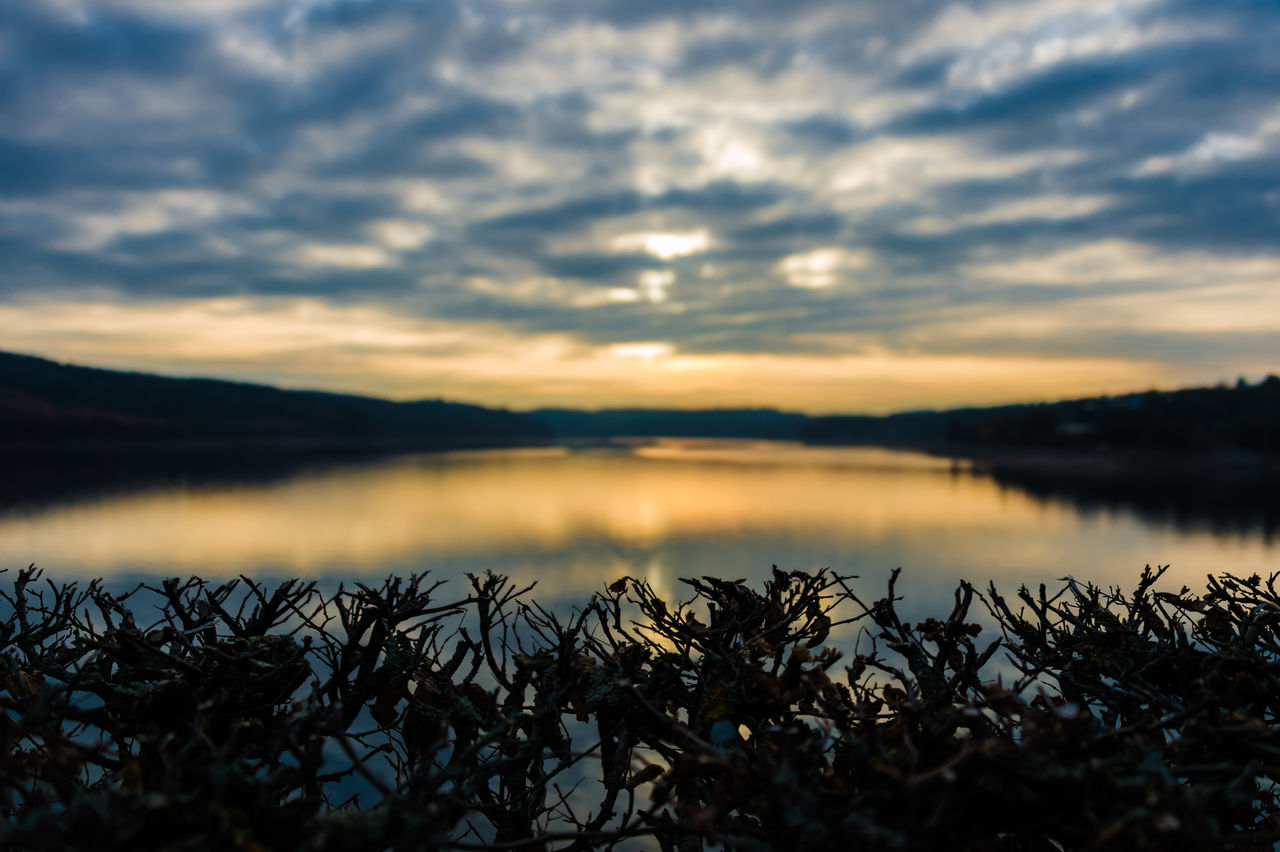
[[7, 349, 1279, 460], [533, 408, 808, 441], [0, 351, 549, 449], [799, 375, 1280, 455], [4, 564, 1280, 850], [797, 409, 955, 446], [944, 375, 1280, 453], [539, 376, 1280, 461]]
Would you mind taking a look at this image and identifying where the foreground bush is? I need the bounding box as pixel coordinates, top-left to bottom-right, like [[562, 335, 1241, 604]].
[[2, 564, 1278, 851]]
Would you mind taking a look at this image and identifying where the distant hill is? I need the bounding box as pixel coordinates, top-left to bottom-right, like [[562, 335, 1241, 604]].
[[533, 408, 808, 441], [0, 351, 550, 449], [938, 378, 1280, 454], [4, 350, 1278, 457], [806, 378, 1280, 456], [537, 378, 1280, 457]]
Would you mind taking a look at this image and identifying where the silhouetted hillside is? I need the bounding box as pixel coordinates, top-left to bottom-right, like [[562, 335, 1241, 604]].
[[533, 408, 807, 440], [5, 350, 1277, 458], [795, 378, 1280, 455], [796, 409, 969, 447], [941, 377, 1280, 454], [0, 351, 550, 448]]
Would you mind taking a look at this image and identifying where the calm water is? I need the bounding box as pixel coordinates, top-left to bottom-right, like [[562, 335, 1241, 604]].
[[1, 441, 1275, 615]]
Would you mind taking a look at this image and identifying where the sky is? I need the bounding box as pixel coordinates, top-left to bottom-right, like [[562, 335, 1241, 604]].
[[1, 0, 1279, 413]]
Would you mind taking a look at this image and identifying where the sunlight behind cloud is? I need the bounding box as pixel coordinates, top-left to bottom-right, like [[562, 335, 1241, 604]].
[[609, 342, 675, 361], [777, 248, 871, 289], [637, 269, 676, 302], [612, 230, 711, 260], [292, 243, 393, 269], [369, 220, 435, 250]]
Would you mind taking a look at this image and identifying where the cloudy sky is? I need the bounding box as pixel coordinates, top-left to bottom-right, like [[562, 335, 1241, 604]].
[[2, 0, 1279, 412]]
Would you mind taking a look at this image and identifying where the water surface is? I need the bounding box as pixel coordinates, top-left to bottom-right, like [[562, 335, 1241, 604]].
[[1, 441, 1274, 613]]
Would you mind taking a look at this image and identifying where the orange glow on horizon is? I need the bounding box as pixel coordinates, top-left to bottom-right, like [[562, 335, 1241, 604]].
[[0, 297, 1196, 414]]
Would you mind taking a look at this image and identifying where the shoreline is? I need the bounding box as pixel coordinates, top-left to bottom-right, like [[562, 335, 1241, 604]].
[[926, 444, 1280, 482]]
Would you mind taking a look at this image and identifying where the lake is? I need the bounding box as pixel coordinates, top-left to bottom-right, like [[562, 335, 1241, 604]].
[[1, 440, 1275, 618]]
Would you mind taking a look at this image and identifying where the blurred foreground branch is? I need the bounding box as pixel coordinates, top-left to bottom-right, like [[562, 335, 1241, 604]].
[[2, 563, 1279, 850]]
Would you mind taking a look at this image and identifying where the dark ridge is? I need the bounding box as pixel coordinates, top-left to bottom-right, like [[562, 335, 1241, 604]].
[[0, 350, 550, 449], [532, 407, 808, 440], [938, 376, 1280, 454], [4, 349, 1278, 466]]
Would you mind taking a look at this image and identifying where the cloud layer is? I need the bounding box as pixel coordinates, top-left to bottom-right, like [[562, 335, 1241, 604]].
[[2, 0, 1278, 410]]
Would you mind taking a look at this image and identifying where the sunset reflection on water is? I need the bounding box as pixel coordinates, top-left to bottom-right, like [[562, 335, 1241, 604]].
[[0, 442, 1274, 611]]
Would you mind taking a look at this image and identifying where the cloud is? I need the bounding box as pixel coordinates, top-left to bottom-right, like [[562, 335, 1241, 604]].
[[777, 248, 872, 290], [0, 296, 1171, 412], [291, 243, 393, 270], [2, 0, 1278, 409], [611, 229, 711, 260], [368, 220, 435, 250]]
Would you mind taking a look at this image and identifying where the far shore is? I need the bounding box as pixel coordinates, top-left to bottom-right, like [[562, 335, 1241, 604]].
[[926, 443, 1280, 482]]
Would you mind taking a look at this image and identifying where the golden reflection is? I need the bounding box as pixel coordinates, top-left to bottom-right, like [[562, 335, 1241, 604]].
[[0, 442, 1272, 597], [0, 446, 1010, 571]]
